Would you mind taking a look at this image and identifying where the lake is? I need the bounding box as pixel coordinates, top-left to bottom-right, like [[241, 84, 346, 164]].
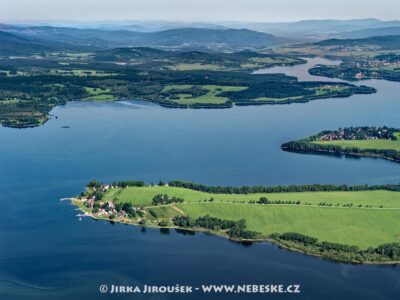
[[0, 58, 399, 299]]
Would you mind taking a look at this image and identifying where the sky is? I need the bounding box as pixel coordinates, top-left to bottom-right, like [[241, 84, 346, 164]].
[[1, 0, 399, 23]]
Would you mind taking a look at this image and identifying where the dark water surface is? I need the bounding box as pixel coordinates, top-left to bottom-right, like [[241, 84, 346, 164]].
[[1, 58, 399, 299]]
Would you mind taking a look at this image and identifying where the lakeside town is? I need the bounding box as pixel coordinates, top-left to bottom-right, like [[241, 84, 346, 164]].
[[74, 181, 145, 223], [315, 126, 398, 141]]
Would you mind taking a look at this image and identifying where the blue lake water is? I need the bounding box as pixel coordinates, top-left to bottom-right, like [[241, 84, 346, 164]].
[[0, 58, 399, 299]]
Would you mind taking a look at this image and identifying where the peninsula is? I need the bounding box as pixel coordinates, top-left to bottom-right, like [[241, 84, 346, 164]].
[[281, 126, 400, 163], [71, 179, 400, 264]]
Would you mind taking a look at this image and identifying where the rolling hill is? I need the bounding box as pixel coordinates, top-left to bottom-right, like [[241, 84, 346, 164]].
[[0, 31, 56, 55], [0, 30, 96, 56], [314, 35, 400, 50], [1, 25, 288, 50], [337, 26, 400, 39], [136, 28, 287, 48]]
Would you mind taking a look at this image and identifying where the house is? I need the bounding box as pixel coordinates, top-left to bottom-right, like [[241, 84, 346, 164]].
[[355, 72, 364, 80]]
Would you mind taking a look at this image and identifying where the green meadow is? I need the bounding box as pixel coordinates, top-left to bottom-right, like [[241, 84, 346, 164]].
[[101, 185, 400, 248], [83, 87, 116, 101], [313, 132, 400, 151], [162, 84, 247, 105], [176, 203, 400, 248], [249, 57, 299, 64], [255, 84, 351, 102], [105, 186, 400, 208], [169, 63, 226, 71]]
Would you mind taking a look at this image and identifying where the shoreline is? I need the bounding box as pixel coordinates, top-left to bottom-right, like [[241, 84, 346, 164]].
[[281, 127, 400, 164], [69, 198, 400, 265], [281, 146, 400, 163]]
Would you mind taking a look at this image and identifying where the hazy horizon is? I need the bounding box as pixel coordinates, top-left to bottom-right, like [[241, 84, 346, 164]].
[[4, 17, 400, 25], [2, 0, 400, 23]]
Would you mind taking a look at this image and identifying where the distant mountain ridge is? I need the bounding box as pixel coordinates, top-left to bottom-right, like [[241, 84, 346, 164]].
[[137, 28, 287, 47], [0, 31, 56, 55], [314, 35, 400, 50], [336, 26, 400, 39], [1, 20, 399, 55], [0, 25, 288, 50], [219, 18, 400, 40], [0, 30, 98, 55]]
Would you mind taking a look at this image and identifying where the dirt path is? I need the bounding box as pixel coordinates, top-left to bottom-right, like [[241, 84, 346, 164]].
[[171, 205, 186, 215]]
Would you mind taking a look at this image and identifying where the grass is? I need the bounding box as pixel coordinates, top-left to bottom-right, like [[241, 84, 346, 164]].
[[162, 84, 247, 105], [0, 98, 22, 104], [162, 85, 194, 92], [105, 186, 400, 209], [84, 87, 110, 95], [49, 69, 116, 77], [240, 63, 259, 68], [241, 57, 301, 69], [0, 70, 30, 77], [175, 94, 227, 105], [312, 85, 350, 96], [255, 96, 304, 102], [82, 87, 116, 101], [313, 132, 400, 151], [255, 85, 350, 102], [83, 94, 117, 101], [147, 206, 182, 219], [47, 51, 93, 58], [176, 203, 400, 248], [249, 57, 297, 64], [94, 185, 400, 248], [169, 63, 226, 71]]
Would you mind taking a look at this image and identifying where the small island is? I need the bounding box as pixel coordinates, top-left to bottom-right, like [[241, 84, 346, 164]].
[[71, 179, 400, 264], [281, 126, 400, 163]]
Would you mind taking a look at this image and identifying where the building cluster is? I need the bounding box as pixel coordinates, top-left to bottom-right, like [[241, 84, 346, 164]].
[[316, 127, 395, 141], [358, 58, 400, 71]]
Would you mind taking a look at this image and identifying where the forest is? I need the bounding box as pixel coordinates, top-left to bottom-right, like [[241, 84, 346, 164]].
[[172, 215, 260, 239], [168, 180, 400, 194], [0, 47, 375, 128], [272, 232, 400, 263]]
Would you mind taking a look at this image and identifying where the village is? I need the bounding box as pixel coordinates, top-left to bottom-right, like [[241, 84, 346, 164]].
[[315, 126, 398, 141], [74, 182, 145, 222], [354, 54, 400, 79]]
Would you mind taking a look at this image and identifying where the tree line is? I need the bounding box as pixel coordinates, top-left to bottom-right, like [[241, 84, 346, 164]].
[[271, 232, 400, 263], [173, 215, 260, 239], [168, 180, 400, 194], [281, 140, 400, 163], [112, 180, 145, 187], [152, 194, 184, 205]]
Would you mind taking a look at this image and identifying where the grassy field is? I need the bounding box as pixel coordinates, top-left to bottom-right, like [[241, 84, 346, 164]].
[[0, 70, 30, 77], [249, 57, 298, 64], [313, 132, 400, 151], [105, 186, 400, 208], [0, 98, 23, 104], [49, 69, 116, 77], [312, 85, 350, 95], [162, 85, 194, 92], [82, 87, 116, 101], [147, 205, 183, 219], [175, 203, 400, 248], [162, 84, 247, 105], [94, 185, 400, 248], [255, 96, 304, 102], [255, 85, 350, 102], [241, 57, 301, 69], [169, 63, 226, 71]]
